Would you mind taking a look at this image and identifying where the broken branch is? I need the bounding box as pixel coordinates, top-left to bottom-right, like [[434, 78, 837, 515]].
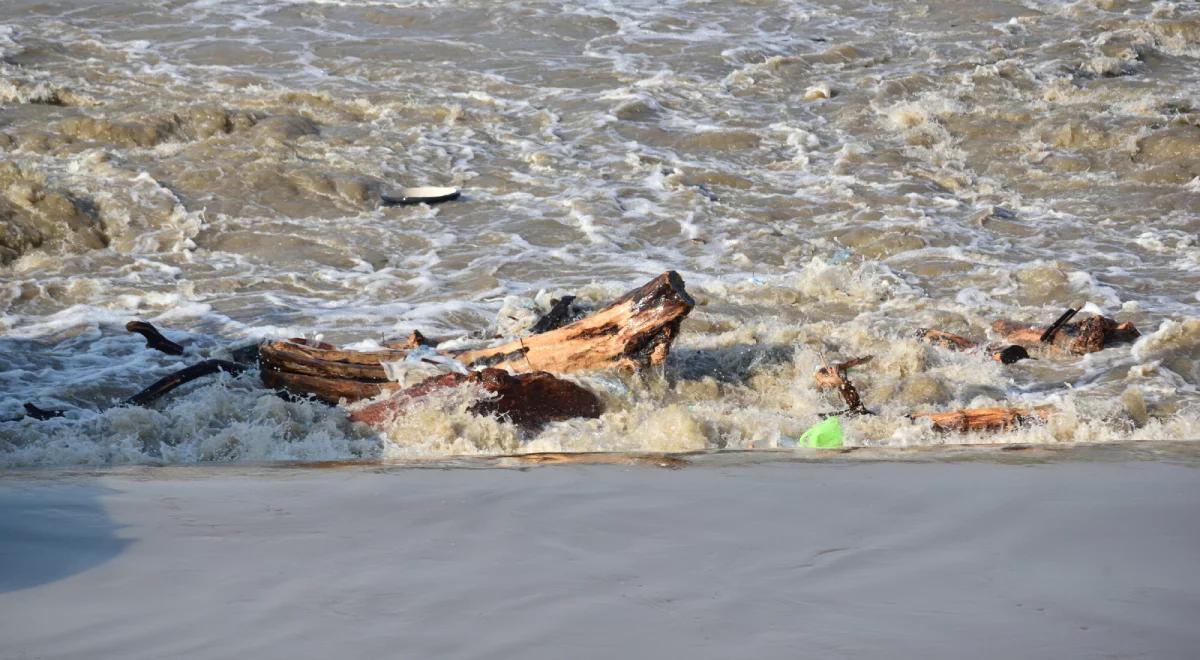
[[126, 320, 185, 356], [126, 359, 247, 407]]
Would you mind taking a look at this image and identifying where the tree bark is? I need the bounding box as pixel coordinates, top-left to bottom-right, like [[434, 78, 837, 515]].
[[258, 271, 695, 402], [348, 368, 602, 430], [909, 405, 1054, 433], [992, 316, 1139, 355], [452, 271, 694, 373]]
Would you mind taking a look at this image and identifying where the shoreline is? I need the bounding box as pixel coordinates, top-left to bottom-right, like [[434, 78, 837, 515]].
[[3, 440, 1199, 478]]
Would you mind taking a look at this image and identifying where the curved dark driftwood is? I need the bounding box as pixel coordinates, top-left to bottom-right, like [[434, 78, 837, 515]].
[[126, 320, 185, 356], [126, 359, 247, 406], [258, 271, 695, 403], [23, 402, 66, 420]]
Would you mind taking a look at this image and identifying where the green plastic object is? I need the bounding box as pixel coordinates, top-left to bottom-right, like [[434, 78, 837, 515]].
[[799, 416, 844, 449]]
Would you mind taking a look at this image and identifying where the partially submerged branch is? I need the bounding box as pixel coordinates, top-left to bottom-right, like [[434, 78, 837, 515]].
[[126, 359, 247, 406], [348, 368, 602, 430], [126, 320, 185, 356], [815, 355, 873, 416], [909, 405, 1054, 433], [23, 402, 66, 420]]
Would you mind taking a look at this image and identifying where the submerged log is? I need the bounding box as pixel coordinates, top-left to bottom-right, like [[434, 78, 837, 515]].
[[916, 328, 978, 351], [126, 359, 247, 406], [258, 271, 694, 402], [909, 405, 1054, 433], [348, 368, 602, 430], [992, 316, 1139, 354]]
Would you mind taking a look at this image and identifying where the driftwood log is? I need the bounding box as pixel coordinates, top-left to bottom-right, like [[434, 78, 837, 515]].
[[910, 405, 1054, 433], [992, 315, 1140, 355], [348, 368, 603, 430], [916, 329, 1033, 364], [259, 271, 694, 403]]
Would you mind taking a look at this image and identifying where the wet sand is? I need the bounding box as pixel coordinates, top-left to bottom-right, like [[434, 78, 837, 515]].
[[3, 456, 1199, 659]]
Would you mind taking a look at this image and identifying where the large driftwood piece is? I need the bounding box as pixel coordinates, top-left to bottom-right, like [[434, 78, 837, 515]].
[[910, 405, 1054, 433], [258, 271, 694, 403], [348, 368, 602, 430], [917, 329, 1032, 364], [452, 271, 694, 372], [992, 316, 1139, 355]]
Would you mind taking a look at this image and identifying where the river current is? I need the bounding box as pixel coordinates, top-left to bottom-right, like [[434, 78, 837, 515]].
[[1, 0, 1198, 465]]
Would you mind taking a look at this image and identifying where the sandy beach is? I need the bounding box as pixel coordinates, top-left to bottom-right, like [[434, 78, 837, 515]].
[[3, 450, 1199, 659]]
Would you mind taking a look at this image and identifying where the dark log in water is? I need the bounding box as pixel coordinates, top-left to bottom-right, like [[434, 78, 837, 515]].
[[126, 320, 184, 356], [126, 359, 247, 406], [23, 402, 66, 420], [348, 368, 602, 430]]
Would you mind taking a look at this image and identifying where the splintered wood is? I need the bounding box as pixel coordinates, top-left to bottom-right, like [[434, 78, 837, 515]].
[[258, 271, 694, 404], [909, 405, 1055, 433]]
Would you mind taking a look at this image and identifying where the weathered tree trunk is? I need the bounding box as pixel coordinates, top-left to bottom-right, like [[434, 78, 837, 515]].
[[452, 271, 693, 373], [909, 405, 1054, 433], [258, 271, 694, 403], [992, 316, 1139, 355], [348, 368, 602, 430]]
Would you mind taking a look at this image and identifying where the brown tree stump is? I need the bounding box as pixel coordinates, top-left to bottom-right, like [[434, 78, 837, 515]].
[[348, 368, 603, 430]]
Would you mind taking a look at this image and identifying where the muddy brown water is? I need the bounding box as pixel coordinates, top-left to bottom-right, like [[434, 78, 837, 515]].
[[1, 0, 1198, 465]]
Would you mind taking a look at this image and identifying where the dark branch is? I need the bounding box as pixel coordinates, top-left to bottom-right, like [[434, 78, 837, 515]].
[[531, 295, 577, 334], [23, 402, 66, 420], [126, 320, 185, 356], [126, 359, 246, 407]]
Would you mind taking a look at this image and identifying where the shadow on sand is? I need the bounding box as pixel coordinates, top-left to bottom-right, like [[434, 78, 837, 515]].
[[0, 480, 130, 593]]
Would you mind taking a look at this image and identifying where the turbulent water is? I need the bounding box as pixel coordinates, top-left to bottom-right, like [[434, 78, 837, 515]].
[[1, 0, 1198, 466]]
